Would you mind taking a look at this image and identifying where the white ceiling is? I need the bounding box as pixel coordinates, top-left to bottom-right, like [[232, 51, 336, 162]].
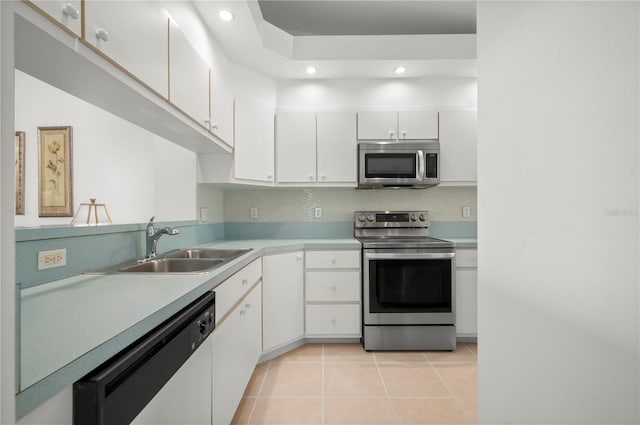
[[193, 0, 477, 80]]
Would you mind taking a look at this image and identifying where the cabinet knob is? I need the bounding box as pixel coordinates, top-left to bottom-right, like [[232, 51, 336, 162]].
[[96, 28, 109, 42], [62, 3, 79, 19], [320, 175, 327, 181], [309, 175, 314, 181], [330, 257, 336, 264], [296, 255, 303, 261], [402, 131, 407, 138], [330, 318, 337, 325], [245, 303, 251, 309], [267, 174, 273, 180], [242, 278, 249, 286], [389, 131, 395, 139], [330, 283, 336, 290], [212, 123, 219, 130]]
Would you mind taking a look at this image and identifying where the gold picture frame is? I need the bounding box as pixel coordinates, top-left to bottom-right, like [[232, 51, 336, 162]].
[[15, 131, 25, 215], [38, 126, 73, 217]]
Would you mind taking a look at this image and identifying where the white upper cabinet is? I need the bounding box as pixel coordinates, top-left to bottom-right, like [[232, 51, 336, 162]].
[[29, 1, 82, 36], [234, 97, 275, 183], [276, 111, 357, 185], [317, 112, 357, 183], [169, 21, 210, 128], [357, 111, 398, 140], [439, 110, 477, 184], [358, 111, 439, 141], [210, 81, 234, 147], [276, 112, 317, 183], [84, 1, 169, 98], [398, 111, 439, 140]]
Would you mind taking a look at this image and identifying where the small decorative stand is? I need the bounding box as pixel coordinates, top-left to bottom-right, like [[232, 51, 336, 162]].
[[71, 198, 112, 226]]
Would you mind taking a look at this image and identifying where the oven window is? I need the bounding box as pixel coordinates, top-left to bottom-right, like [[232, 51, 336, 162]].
[[369, 259, 452, 313], [365, 154, 417, 178]]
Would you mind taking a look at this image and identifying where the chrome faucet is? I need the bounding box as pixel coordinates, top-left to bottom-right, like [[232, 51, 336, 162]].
[[145, 216, 180, 259]]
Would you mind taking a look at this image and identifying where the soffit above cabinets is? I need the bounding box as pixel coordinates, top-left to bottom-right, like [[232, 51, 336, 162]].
[[194, 0, 477, 79]]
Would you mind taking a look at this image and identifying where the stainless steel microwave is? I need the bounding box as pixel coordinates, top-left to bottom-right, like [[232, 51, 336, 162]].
[[358, 141, 440, 188]]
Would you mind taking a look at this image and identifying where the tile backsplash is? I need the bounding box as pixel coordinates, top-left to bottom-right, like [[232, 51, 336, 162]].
[[222, 186, 477, 223]]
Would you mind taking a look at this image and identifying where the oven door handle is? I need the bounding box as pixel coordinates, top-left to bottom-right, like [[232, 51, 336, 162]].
[[364, 252, 455, 260]]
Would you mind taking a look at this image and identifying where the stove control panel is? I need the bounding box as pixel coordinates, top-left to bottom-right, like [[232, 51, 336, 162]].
[[354, 211, 429, 228]]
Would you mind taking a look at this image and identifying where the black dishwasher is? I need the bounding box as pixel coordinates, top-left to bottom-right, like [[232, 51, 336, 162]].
[[73, 291, 215, 425]]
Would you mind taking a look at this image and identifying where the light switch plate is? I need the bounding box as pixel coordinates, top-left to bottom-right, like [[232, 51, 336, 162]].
[[462, 206, 471, 218], [314, 207, 322, 219]]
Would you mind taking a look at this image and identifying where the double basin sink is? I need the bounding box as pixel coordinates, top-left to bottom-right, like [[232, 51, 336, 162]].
[[90, 248, 252, 274]]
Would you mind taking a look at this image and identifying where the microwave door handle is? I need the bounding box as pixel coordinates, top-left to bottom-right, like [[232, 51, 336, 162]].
[[418, 150, 425, 180], [365, 252, 456, 260]]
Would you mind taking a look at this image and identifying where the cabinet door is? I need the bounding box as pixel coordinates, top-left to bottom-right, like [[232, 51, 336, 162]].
[[210, 82, 234, 147], [439, 110, 477, 183], [29, 1, 82, 36], [317, 112, 357, 183], [398, 111, 439, 140], [234, 97, 275, 183], [456, 269, 477, 336], [84, 1, 169, 98], [276, 112, 317, 183], [263, 251, 304, 351], [212, 283, 262, 425], [132, 338, 213, 425], [357, 111, 397, 140], [169, 21, 210, 128]]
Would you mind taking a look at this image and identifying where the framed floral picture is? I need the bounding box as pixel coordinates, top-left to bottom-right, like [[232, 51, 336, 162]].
[[15, 131, 25, 215], [38, 126, 73, 217]]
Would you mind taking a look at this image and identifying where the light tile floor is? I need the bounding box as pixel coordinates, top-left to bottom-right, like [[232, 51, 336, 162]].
[[231, 342, 477, 425]]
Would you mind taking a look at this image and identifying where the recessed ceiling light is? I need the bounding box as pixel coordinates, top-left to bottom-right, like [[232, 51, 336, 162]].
[[395, 66, 406, 74], [219, 10, 234, 22], [306, 66, 317, 75]]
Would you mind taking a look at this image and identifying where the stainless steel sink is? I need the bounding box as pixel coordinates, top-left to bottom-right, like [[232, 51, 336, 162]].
[[119, 258, 224, 273], [164, 248, 252, 261], [86, 247, 252, 274]]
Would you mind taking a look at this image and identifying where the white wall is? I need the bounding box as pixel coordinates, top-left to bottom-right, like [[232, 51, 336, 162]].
[[276, 77, 476, 110], [477, 2, 639, 424], [14, 70, 197, 226]]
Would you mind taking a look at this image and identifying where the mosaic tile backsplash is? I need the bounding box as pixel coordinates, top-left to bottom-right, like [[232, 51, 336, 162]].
[[222, 186, 477, 223]]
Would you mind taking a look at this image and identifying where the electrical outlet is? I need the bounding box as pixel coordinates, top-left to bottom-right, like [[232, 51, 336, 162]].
[[462, 206, 471, 218], [38, 249, 67, 270], [200, 207, 208, 222], [314, 207, 323, 219], [250, 207, 259, 219]]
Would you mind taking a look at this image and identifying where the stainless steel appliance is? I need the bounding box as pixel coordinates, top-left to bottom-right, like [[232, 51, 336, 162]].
[[73, 291, 216, 425], [355, 211, 456, 351], [358, 141, 440, 189]]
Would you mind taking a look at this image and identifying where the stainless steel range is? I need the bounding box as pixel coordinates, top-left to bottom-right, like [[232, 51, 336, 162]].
[[355, 210, 456, 351]]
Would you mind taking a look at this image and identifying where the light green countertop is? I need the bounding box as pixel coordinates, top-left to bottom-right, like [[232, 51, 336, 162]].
[[18, 238, 360, 418]]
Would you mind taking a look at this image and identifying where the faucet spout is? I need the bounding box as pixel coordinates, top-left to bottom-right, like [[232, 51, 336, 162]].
[[145, 216, 180, 259]]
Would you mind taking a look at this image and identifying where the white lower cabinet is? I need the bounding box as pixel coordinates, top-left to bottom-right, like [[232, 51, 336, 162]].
[[304, 250, 361, 338], [262, 251, 305, 352], [212, 282, 262, 425], [455, 248, 478, 337]]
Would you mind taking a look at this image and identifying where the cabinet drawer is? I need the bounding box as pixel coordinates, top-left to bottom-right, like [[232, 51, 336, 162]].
[[305, 305, 361, 336], [305, 250, 360, 269], [213, 258, 262, 324], [456, 249, 477, 268], [305, 271, 360, 302]]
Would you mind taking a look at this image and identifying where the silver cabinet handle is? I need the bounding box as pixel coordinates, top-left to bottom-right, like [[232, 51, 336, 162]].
[[62, 3, 80, 19], [96, 28, 109, 42]]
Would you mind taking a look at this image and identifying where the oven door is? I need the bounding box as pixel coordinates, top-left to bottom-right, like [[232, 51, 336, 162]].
[[363, 249, 455, 325]]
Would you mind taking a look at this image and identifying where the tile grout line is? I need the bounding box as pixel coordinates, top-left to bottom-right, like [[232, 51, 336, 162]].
[[321, 344, 326, 425], [425, 352, 475, 424], [246, 360, 271, 425], [372, 351, 402, 425]]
